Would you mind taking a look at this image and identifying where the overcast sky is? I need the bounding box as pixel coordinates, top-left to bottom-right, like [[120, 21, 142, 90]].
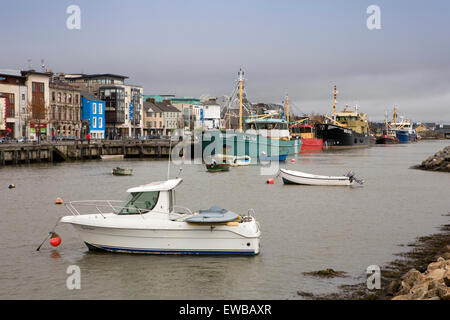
[[1, 0, 449, 122]]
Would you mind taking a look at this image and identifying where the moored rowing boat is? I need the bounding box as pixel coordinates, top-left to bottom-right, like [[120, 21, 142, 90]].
[[279, 168, 363, 186]]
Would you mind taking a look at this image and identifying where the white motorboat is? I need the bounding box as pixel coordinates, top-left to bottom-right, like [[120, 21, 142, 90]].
[[279, 168, 363, 186], [60, 178, 261, 255], [212, 154, 251, 167]]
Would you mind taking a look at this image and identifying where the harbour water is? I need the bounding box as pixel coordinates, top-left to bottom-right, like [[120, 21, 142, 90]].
[[0, 140, 449, 299]]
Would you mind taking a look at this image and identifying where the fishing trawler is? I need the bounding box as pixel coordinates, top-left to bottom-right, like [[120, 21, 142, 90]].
[[290, 118, 323, 151], [376, 111, 398, 144], [390, 107, 417, 143], [315, 86, 370, 149], [202, 69, 301, 161]]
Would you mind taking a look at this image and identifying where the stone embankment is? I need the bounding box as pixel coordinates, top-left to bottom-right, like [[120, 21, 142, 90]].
[[413, 146, 450, 172], [391, 253, 450, 300]]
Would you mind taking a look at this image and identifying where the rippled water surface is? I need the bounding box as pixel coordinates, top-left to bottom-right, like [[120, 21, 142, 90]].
[[0, 140, 449, 299]]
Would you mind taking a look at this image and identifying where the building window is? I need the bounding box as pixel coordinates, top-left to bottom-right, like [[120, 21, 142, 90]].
[[52, 92, 55, 102], [99, 103, 103, 115], [93, 103, 97, 114], [75, 95, 79, 104], [57, 93, 61, 103], [68, 94, 72, 104], [63, 93, 67, 103], [93, 117, 97, 128], [99, 118, 102, 128]]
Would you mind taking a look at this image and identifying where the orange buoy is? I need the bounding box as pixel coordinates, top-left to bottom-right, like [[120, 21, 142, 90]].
[[266, 178, 274, 184], [55, 197, 63, 205], [49, 233, 61, 247]]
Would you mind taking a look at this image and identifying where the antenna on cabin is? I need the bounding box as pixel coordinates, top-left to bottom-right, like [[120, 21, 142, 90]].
[[167, 138, 172, 180], [41, 59, 45, 72], [176, 167, 183, 179]]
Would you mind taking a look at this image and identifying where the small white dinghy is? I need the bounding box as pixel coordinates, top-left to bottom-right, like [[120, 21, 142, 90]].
[[279, 168, 364, 186]]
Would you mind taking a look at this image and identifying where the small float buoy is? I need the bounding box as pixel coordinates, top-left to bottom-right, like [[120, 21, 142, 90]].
[[49, 233, 61, 247], [291, 159, 295, 163], [8, 184, 15, 189], [266, 178, 274, 184], [55, 197, 63, 205]]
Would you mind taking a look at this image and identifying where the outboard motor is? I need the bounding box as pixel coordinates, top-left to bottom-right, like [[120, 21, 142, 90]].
[[345, 171, 364, 185]]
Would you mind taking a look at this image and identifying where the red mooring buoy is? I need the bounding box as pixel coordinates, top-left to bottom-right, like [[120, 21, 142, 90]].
[[266, 178, 275, 184], [291, 159, 295, 163], [49, 233, 61, 247]]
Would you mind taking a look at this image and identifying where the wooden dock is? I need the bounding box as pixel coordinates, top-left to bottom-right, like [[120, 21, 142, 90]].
[[0, 140, 177, 166]]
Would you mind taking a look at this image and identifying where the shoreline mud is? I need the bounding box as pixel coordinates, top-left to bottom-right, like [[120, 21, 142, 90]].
[[297, 215, 450, 300]]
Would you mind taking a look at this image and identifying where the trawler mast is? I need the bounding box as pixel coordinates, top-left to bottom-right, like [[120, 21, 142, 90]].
[[238, 68, 244, 131], [333, 85, 338, 121]]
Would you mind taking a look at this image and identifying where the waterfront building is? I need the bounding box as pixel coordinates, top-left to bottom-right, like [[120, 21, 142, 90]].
[[160, 103, 182, 135], [143, 98, 182, 136], [0, 72, 28, 138], [143, 95, 201, 130], [81, 92, 105, 139], [0, 95, 6, 135], [49, 80, 82, 139], [21, 70, 52, 141], [62, 73, 143, 139], [143, 98, 164, 136], [201, 97, 221, 129]]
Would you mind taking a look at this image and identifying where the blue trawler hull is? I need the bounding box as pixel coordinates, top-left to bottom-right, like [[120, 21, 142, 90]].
[[396, 130, 410, 144]]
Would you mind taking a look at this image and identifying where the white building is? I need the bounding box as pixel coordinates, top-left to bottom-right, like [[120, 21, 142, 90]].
[[201, 103, 221, 129]]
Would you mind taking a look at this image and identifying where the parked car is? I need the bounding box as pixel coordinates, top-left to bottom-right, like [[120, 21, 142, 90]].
[[0, 137, 17, 143], [18, 137, 31, 143], [142, 134, 161, 140]]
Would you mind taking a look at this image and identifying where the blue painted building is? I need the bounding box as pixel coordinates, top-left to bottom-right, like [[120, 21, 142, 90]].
[[81, 92, 105, 139]]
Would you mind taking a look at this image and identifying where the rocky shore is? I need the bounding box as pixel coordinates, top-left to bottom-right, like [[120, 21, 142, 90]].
[[412, 146, 450, 172], [391, 255, 450, 300]]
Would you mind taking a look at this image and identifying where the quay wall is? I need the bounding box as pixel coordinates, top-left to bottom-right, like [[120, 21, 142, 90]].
[[0, 140, 176, 165]]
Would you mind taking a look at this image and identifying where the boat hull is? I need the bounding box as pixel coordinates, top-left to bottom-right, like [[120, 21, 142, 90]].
[[112, 168, 133, 175], [300, 138, 323, 151], [316, 124, 370, 149], [376, 135, 398, 144], [64, 217, 260, 255], [280, 169, 352, 186], [101, 155, 124, 160], [206, 163, 230, 172], [396, 130, 410, 144], [202, 130, 301, 160]]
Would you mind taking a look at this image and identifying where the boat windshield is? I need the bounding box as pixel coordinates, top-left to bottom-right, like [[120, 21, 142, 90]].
[[116, 191, 160, 215]]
